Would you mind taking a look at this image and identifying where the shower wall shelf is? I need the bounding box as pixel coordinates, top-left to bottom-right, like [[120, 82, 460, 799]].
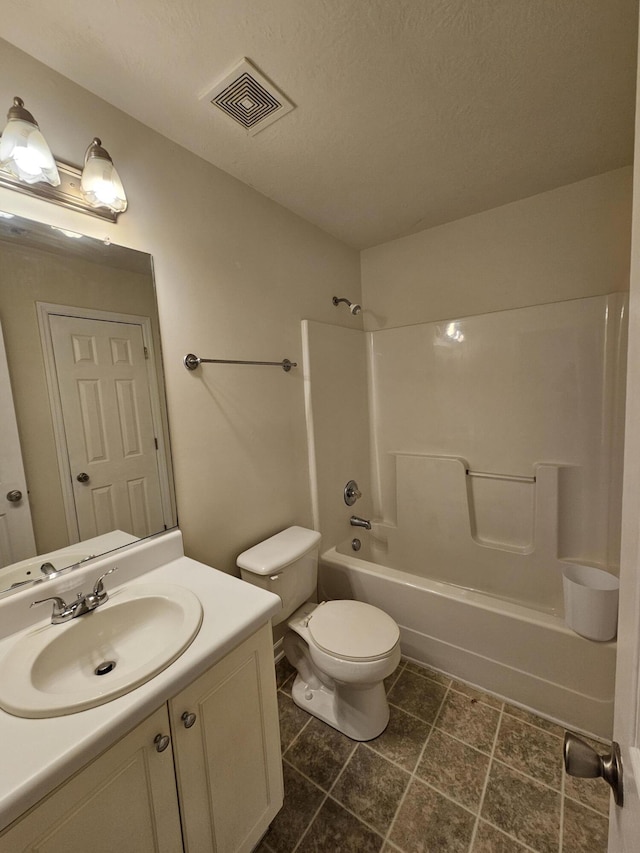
[[183, 353, 297, 373]]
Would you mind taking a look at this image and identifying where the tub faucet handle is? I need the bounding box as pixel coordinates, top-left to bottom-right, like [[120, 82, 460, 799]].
[[344, 480, 362, 506]]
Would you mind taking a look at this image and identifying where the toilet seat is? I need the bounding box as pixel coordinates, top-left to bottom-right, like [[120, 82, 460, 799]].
[[307, 600, 399, 662]]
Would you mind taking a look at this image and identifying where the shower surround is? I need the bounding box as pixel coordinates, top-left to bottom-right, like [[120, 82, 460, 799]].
[[302, 293, 627, 737]]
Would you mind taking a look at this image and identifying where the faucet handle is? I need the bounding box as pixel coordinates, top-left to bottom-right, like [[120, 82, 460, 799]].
[[344, 480, 362, 506], [31, 595, 69, 619], [92, 566, 118, 599]]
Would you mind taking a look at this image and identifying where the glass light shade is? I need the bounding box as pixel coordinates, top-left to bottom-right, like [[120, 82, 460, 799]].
[[80, 139, 127, 213], [0, 98, 60, 186]]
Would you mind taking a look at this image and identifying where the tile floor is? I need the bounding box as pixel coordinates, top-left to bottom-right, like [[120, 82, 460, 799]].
[[257, 658, 610, 853]]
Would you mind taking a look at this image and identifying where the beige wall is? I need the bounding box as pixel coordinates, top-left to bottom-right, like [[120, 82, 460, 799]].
[[0, 40, 361, 574], [361, 168, 632, 330]]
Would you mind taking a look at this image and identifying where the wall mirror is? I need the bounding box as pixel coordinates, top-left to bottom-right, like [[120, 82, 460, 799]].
[[0, 211, 176, 597]]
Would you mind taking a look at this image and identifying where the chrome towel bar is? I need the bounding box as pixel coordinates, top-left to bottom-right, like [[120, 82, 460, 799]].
[[466, 469, 536, 484], [183, 353, 297, 372]]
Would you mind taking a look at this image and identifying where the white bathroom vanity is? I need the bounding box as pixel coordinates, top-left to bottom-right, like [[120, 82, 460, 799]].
[[0, 530, 283, 853]]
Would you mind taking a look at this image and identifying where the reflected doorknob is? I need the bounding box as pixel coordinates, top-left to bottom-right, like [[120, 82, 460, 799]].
[[6, 490, 22, 503], [76, 472, 90, 483]]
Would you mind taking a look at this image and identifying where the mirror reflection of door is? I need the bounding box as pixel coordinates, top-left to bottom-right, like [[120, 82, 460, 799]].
[[0, 320, 36, 567], [48, 313, 165, 541]]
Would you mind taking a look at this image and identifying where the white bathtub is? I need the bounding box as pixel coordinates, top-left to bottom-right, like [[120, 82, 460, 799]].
[[319, 541, 615, 739]]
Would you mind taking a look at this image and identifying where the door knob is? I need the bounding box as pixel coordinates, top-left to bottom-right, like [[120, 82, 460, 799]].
[[563, 732, 623, 806], [76, 472, 90, 483], [6, 490, 22, 502]]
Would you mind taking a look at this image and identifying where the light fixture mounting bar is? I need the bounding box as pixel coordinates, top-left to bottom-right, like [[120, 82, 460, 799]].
[[0, 159, 118, 222]]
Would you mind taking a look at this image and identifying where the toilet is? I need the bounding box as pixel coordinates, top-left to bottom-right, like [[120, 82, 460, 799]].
[[237, 526, 401, 741]]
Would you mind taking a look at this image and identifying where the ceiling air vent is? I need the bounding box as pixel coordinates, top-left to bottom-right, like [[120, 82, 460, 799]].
[[202, 58, 294, 136]]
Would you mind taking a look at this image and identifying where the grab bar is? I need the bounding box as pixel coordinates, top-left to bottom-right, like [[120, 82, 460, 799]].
[[183, 353, 297, 373], [466, 469, 535, 484]]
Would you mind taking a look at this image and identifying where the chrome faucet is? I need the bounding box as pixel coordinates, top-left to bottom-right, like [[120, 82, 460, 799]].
[[31, 567, 118, 624], [350, 515, 372, 530]]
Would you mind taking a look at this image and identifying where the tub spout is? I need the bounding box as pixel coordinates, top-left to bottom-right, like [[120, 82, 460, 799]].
[[350, 515, 371, 530]]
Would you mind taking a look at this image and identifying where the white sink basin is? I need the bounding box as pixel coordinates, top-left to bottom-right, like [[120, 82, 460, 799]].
[[0, 584, 203, 718]]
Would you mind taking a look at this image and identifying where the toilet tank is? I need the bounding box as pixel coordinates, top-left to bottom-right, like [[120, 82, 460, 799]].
[[237, 526, 322, 625]]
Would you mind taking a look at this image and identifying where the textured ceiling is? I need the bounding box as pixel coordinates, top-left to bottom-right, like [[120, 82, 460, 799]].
[[0, 0, 637, 248]]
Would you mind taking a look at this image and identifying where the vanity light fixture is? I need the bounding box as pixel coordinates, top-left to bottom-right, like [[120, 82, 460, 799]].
[[0, 96, 127, 222], [80, 138, 127, 213], [0, 97, 60, 186]]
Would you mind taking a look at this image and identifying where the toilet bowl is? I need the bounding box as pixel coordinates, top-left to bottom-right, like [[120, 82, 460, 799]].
[[237, 526, 401, 740], [284, 600, 401, 740]]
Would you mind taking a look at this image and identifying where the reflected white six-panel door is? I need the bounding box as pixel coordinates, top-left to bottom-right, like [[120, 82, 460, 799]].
[[49, 314, 164, 541]]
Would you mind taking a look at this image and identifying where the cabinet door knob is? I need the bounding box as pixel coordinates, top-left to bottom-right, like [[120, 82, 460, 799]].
[[154, 733, 171, 752], [181, 711, 197, 729]]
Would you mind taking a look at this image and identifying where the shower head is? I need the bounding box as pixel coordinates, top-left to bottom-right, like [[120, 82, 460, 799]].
[[332, 296, 362, 316]]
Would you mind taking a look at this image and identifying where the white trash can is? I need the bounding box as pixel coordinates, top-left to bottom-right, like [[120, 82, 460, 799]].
[[562, 563, 619, 641]]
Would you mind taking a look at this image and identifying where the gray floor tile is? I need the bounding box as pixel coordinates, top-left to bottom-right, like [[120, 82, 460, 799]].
[[263, 761, 325, 852], [269, 659, 609, 852], [299, 796, 384, 852], [403, 660, 452, 687], [389, 777, 476, 853], [449, 682, 502, 710], [481, 761, 560, 853], [494, 713, 563, 789], [503, 704, 564, 738], [277, 691, 310, 752], [331, 744, 411, 834], [367, 704, 431, 772], [384, 660, 405, 693], [562, 797, 609, 853], [472, 821, 531, 852], [284, 716, 355, 791], [387, 668, 448, 723], [435, 689, 500, 753], [564, 773, 611, 816], [417, 728, 490, 812], [275, 656, 296, 689]]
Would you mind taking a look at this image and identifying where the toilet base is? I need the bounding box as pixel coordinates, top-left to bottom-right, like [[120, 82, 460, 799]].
[[290, 672, 390, 741]]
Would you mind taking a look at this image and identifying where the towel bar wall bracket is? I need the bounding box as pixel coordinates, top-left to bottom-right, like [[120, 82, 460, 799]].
[[183, 353, 297, 373]]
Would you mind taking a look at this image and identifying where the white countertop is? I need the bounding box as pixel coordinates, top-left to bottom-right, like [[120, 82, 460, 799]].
[[0, 530, 281, 831]]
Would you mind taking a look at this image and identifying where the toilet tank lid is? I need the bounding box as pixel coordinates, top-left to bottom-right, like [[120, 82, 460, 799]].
[[236, 526, 322, 575]]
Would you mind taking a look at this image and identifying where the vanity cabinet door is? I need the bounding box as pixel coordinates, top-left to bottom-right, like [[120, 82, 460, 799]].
[[170, 622, 283, 853], [0, 705, 183, 853]]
